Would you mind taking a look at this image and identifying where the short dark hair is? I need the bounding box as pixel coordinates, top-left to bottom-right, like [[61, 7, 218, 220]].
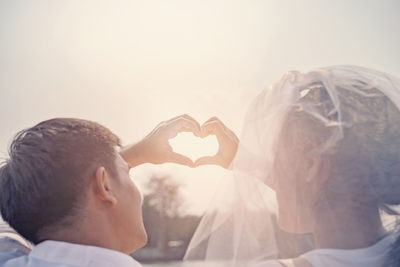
[[0, 118, 121, 244]]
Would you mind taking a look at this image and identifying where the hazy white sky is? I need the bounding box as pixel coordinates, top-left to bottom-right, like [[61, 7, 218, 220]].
[[1, 0, 399, 214]]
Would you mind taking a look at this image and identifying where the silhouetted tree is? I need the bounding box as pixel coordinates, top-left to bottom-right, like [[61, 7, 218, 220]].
[[133, 174, 201, 262], [144, 175, 184, 252]]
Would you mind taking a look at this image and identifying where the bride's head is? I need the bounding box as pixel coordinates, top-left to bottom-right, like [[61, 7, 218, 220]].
[[270, 80, 400, 233], [185, 66, 400, 263]]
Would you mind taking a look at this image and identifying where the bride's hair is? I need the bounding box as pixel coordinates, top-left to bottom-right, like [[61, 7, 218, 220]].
[[283, 82, 400, 265]]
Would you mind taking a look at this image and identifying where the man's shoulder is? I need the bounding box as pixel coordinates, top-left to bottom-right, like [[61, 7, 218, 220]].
[[0, 236, 30, 266], [0, 219, 32, 266], [0, 219, 32, 252], [0, 235, 31, 254]]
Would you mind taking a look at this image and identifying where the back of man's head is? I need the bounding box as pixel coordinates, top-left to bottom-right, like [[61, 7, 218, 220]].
[[0, 118, 121, 244]]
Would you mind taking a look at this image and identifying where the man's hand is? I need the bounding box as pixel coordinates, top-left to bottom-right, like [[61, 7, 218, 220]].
[[194, 117, 239, 169], [120, 114, 201, 168]]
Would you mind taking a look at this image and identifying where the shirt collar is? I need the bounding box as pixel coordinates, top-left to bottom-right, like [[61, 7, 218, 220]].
[[30, 240, 142, 267]]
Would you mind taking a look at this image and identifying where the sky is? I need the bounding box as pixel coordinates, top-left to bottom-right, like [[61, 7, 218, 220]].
[[1, 0, 399, 214]]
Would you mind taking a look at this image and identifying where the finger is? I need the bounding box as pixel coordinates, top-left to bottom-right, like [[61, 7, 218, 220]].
[[168, 114, 201, 132], [201, 120, 227, 140], [194, 156, 218, 167], [166, 117, 201, 137], [170, 120, 201, 137], [168, 152, 195, 167], [180, 115, 202, 136], [202, 116, 219, 124], [166, 114, 190, 122], [202, 118, 238, 143], [202, 117, 233, 136], [182, 114, 201, 128]]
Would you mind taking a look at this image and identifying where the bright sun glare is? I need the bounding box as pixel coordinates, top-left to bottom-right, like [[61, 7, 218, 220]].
[[169, 132, 219, 162]]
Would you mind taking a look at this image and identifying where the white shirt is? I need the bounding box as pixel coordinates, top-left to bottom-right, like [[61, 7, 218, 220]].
[[299, 234, 396, 267], [253, 234, 396, 267], [0, 238, 143, 267]]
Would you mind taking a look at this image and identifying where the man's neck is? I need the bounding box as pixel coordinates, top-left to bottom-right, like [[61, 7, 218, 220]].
[[39, 213, 124, 253]]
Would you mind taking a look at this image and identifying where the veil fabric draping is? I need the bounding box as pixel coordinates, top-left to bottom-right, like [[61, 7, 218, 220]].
[[184, 65, 400, 266]]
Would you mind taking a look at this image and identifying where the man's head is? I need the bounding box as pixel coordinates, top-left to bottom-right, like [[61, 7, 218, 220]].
[[0, 118, 146, 253]]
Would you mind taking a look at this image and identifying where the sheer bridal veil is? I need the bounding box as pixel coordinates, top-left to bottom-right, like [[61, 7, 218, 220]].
[[185, 65, 400, 266]]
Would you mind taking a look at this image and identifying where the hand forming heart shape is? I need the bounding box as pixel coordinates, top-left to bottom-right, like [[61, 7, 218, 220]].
[[194, 117, 239, 168], [168, 116, 239, 169], [122, 115, 239, 169]]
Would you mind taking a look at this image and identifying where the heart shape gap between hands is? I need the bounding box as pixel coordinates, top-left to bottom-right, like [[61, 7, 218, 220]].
[[169, 132, 219, 162]]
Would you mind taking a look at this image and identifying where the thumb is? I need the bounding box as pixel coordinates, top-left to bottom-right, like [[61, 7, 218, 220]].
[[194, 156, 217, 167], [168, 152, 194, 168]]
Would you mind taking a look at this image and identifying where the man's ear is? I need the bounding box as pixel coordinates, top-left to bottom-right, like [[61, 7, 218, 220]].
[[94, 166, 118, 205]]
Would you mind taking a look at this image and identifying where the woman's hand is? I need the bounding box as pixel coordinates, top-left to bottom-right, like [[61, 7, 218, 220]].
[[194, 117, 239, 169], [120, 114, 201, 168]]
